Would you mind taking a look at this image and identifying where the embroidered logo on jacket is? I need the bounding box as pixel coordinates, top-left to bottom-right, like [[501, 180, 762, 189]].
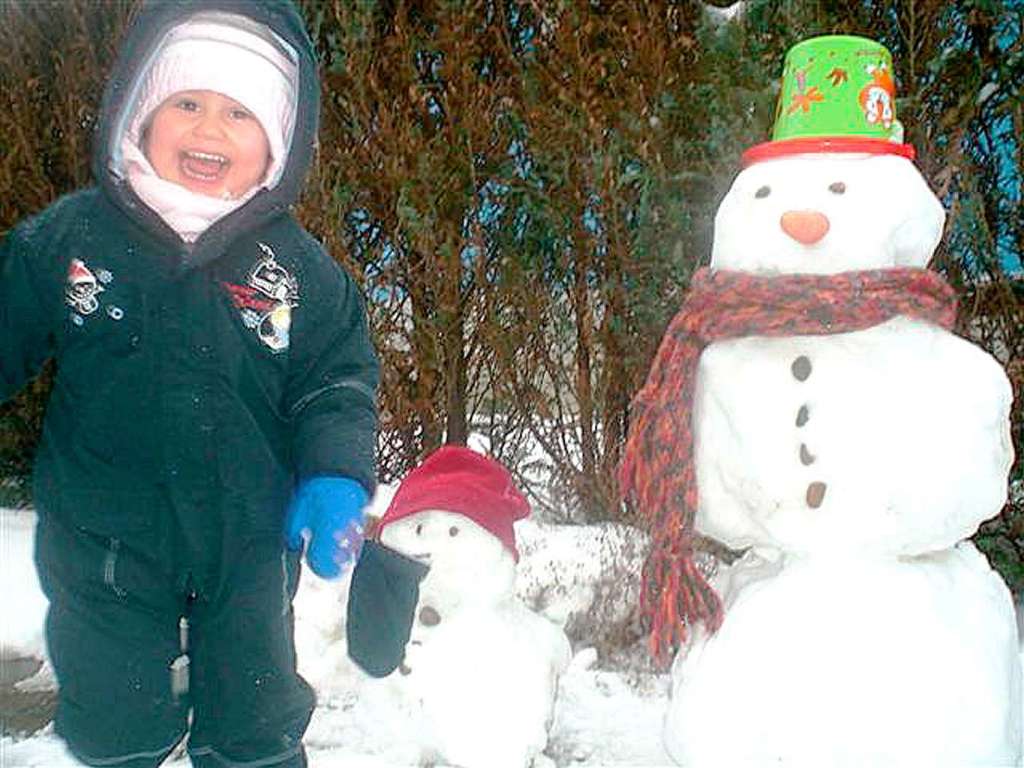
[[223, 243, 299, 353], [66, 258, 106, 315]]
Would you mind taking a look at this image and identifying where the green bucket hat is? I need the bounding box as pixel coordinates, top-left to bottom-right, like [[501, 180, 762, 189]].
[[743, 35, 916, 166]]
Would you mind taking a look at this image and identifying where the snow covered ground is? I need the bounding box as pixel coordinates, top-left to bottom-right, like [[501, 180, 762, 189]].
[[5, 481, 1022, 767], [0, 499, 675, 767]]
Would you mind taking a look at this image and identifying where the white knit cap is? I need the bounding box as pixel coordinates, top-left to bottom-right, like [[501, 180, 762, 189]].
[[127, 11, 298, 189]]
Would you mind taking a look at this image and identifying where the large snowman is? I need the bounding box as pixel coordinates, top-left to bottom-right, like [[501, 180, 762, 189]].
[[620, 35, 1020, 766], [355, 445, 571, 768]]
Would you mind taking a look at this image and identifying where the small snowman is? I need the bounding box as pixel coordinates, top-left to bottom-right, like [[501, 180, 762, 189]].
[[359, 445, 571, 768], [620, 35, 1020, 766]]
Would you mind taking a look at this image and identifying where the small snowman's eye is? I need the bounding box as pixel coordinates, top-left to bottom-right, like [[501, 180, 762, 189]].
[[415, 523, 423, 535], [828, 181, 846, 194], [754, 185, 771, 199], [448, 526, 459, 537]]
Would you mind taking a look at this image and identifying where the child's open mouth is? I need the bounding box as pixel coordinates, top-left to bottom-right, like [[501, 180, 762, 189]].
[[180, 150, 230, 182]]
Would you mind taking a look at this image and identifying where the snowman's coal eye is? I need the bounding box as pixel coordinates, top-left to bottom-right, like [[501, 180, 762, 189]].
[[828, 181, 846, 194], [754, 185, 771, 199], [415, 523, 423, 535], [448, 526, 459, 537]]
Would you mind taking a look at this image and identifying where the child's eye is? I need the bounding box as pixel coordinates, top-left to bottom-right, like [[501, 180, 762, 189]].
[[175, 98, 200, 112], [229, 108, 253, 121]]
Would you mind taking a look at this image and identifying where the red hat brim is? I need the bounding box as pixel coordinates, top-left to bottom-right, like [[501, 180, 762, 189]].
[[377, 446, 530, 561], [742, 137, 916, 167]]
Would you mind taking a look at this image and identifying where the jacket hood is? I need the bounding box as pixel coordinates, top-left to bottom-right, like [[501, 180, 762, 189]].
[[93, 0, 320, 265]]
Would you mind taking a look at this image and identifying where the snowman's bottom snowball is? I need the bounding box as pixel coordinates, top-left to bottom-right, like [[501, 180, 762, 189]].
[[664, 542, 1021, 767], [355, 606, 567, 768]]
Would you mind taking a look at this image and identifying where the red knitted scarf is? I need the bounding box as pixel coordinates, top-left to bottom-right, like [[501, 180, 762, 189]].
[[619, 266, 957, 664]]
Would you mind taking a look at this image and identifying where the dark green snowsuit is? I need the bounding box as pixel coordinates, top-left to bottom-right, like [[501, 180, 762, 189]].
[[0, 1, 378, 765]]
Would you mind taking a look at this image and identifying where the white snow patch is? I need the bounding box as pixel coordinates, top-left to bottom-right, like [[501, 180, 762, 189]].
[[0, 507, 672, 766], [977, 81, 999, 106], [703, 1, 746, 26]]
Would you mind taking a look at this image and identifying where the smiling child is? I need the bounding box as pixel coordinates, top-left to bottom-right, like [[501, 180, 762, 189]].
[[145, 90, 271, 198], [0, 2, 379, 766]]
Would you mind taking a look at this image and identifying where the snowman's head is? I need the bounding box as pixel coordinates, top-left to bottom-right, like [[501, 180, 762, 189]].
[[380, 508, 518, 608], [710, 153, 945, 275], [375, 446, 529, 610]]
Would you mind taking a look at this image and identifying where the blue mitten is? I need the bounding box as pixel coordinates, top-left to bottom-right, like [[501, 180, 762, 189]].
[[285, 476, 368, 579]]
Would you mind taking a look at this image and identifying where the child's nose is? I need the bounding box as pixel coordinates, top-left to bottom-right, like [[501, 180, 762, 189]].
[[193, 112, 227, 138]]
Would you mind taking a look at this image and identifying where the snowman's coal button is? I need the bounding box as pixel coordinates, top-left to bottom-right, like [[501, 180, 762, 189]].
[[418, 605, 441, 626], [806, 481, 827, 508], [796, 405, 810, 427], [799, 444, 815, 465], [791, 356, 812, 381]]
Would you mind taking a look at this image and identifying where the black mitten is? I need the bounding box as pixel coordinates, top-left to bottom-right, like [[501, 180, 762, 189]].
[[346, 539, 430, 677]]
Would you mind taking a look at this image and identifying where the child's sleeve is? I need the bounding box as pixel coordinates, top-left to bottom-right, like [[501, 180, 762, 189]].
[[286, 253, 380, 493], [0, 220, 62, 403]]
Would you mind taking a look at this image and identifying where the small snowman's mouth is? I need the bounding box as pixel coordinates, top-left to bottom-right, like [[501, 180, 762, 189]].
[[180, 150, 230, 182]]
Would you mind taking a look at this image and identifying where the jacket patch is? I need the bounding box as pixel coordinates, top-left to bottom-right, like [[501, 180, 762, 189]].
[[66, 258, 111, 317], [223, 243, 299, 353]]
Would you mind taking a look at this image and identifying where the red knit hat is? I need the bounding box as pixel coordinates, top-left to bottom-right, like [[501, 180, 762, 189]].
[[377, 446, 530, 560]]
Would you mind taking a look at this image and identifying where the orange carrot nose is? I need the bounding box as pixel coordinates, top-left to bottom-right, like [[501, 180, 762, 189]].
[[780, 210, 830, 245]]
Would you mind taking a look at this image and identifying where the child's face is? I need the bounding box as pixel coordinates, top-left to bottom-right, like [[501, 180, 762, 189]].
[[144, 90, 271, 199]]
